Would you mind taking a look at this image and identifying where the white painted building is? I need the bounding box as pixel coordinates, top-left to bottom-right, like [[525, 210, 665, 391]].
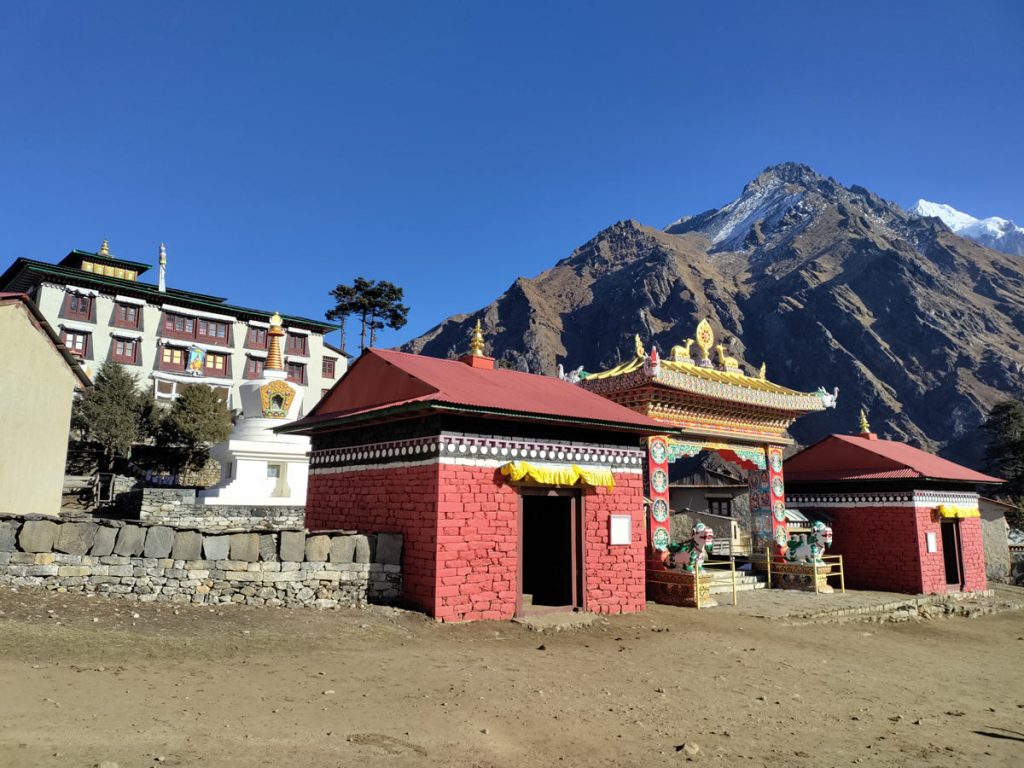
[[0, 241, 348, 414]]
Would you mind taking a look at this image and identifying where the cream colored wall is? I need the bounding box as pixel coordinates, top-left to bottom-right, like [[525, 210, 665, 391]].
[[0, 304, 79, 516]]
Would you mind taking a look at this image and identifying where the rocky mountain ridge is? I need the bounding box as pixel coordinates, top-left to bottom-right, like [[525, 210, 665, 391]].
[[403, 163, 1024, 465]]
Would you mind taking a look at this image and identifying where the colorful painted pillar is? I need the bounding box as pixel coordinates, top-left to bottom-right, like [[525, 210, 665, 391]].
[[647, 435, 671, 567], [748, 444, 788, 560]]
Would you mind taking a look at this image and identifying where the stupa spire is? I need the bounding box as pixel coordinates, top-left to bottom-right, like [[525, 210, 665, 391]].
[[98, 239, 110, 256], [266, 312, 285, 371], [858, 408, 871, 435], [469, 319, 485, 357]]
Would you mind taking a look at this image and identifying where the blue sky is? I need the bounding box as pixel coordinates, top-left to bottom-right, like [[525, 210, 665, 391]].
[[1, 1, 1021, 350]]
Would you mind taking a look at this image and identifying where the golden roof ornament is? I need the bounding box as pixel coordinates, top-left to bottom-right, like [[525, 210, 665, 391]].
[[694, 318, 715, 366], [634, 334, 645, 359], [98, 239, 110, 256], [469, 320, 485, 357], [759, 362, 767, 380], [266, 311, 285, 371], [858, 408, 871, 435]]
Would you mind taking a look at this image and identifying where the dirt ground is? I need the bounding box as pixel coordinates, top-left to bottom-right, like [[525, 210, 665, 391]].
[[1, 587, 1022, 768]]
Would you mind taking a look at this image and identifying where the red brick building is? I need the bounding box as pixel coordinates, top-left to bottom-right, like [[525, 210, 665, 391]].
[[785, 429, 1001, 594], [281, 341, 662, 622]]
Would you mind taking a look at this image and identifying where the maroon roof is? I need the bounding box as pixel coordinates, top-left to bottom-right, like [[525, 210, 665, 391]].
[[284, 348, 663, 434], [785, 434, 1002, 484]]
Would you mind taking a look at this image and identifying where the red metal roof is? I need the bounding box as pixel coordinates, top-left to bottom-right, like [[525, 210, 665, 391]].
[[288, 348, 663, 433], [785, 433, 1002, 484]]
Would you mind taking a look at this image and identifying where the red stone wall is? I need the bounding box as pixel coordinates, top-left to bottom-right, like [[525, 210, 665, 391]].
[[804, 506, 925, 593], [305, 463, 440, 613], [432, 463, 519, 622], [581, 473, 646, 615], [913, 507, 987, 593], [307, 461, 647, 622], [801, 504, 988, 595]]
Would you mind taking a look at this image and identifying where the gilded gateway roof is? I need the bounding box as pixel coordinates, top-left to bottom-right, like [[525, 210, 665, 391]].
[[577, 318, 835, 415]]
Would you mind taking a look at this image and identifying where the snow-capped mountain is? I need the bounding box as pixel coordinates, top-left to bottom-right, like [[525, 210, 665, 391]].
[[911, 199, 1024, 256]]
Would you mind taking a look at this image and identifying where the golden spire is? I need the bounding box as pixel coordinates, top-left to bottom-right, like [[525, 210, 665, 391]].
[[469, 320, 485, 357], [858, 408, 871, 434], [759, 362, 766, 380], [634, 334, 645, 358], [98, 239, 110, 256], [266, 312, 285, 371]]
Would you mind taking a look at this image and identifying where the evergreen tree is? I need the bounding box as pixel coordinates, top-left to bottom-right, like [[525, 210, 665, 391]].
[[160, 384, 233, 474], [72, 362, 154, 469], [983, 398, 1024, 526], [326, 276, 409, 352]]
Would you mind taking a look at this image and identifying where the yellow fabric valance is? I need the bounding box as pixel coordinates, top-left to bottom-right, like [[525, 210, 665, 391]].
[[499, 461, 616, 489], [937, 504, 979, 519]]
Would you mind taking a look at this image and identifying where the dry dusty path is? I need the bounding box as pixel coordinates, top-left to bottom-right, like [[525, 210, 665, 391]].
[[1, 586, 1022, 768]]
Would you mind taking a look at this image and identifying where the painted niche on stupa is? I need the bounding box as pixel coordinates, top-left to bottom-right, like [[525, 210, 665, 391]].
[[259, 380, 295, 419]]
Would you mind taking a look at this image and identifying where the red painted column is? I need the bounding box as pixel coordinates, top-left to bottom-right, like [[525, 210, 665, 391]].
[[647, 435, 671, 568], [749, 445, 788, 560]]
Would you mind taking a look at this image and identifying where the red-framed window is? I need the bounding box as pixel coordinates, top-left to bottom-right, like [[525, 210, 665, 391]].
[[197, 318, 229, 343], [160, 346, 187, 372], [162, 312, 196, 340], [286, 333, 308, 356], [245, 356, 265, 379], [322, 357, 336, 378], [113, 303, 141, 329], [204, 352, 228, 376], [286, 361, 306, 384], [61, 330, 90, 358], [111, 337, 139, 365], [63, 292, 93, 322], [246, 326, 268, 349]]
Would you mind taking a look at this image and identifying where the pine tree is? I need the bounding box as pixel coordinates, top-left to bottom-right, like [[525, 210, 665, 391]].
[[983, 399, 1024, 526], [72, 362, 154, 469], [326, 277, 409, 351], [160, 384, 233, 474]]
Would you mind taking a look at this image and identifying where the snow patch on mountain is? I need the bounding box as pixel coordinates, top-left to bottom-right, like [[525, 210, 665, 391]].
[[911, 199, 1024, 256]]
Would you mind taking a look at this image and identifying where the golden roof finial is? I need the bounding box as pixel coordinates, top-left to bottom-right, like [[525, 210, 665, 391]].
[[266, 312, 285, 371], [694, 318, 715, 365], [469, 320, 485, 357], [98, 239, 110, 256], [634, 334, 645, 359], [858, 408, 871, 434], [759, 362, 766, 380]]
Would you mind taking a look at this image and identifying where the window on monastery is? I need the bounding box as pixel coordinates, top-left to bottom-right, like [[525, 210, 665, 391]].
[[286, 333, 308, 356], [286, 361, 306, 384], [64, 292, 92, 321], [114, 303, 141, 329], [247, 326, 268, 349], [111, 337, 139, 365], [197, 319, 228, 342], [204, 352, 227, 375], [61, 330, 89, 357], [245, 357, 265, 379], [163, 313, 195, 337], [707, 498, 732, 516], [161, 346, 185, 370], [322, 357, 336, 378]]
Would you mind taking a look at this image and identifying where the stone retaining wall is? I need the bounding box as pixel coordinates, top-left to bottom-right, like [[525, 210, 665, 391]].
[[0, 515, 401, 609], [139, 488, 305, 532]]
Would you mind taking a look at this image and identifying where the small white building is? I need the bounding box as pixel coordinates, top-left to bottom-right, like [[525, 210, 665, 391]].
[[200, 313, 311, 506], [0, 241, 348, 414]]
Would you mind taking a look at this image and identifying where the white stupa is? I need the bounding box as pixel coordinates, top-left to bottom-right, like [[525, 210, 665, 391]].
[[199, 312, 310, 505]]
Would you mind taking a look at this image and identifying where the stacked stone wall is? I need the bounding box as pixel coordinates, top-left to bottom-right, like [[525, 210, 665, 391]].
[[0, 514, 400, 608], [139, 488, 304, 532]]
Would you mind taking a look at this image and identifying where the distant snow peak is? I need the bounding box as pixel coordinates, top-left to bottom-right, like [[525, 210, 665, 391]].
[[912, 199, 1024, 256]]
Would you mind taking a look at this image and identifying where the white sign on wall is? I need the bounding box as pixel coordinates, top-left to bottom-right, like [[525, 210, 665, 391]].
[[609, 515, 632, 545], [925, 531, 937, 553]]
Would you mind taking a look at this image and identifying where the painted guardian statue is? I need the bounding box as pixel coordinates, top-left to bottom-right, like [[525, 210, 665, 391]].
[[667, 522, 714, 573], [785, 521, 833, 565]]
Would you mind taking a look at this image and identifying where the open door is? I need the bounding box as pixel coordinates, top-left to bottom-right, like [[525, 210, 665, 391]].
[[940, 519, 964, 590], [517, 490, 583, 615]]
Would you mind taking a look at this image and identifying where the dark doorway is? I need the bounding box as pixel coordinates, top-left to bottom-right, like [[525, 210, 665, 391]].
[[941, 520, 963, 588], [519, 492, 581, 614]]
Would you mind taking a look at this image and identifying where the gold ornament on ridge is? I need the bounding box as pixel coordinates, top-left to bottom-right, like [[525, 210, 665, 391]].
[[469, 320, 485, 357]]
